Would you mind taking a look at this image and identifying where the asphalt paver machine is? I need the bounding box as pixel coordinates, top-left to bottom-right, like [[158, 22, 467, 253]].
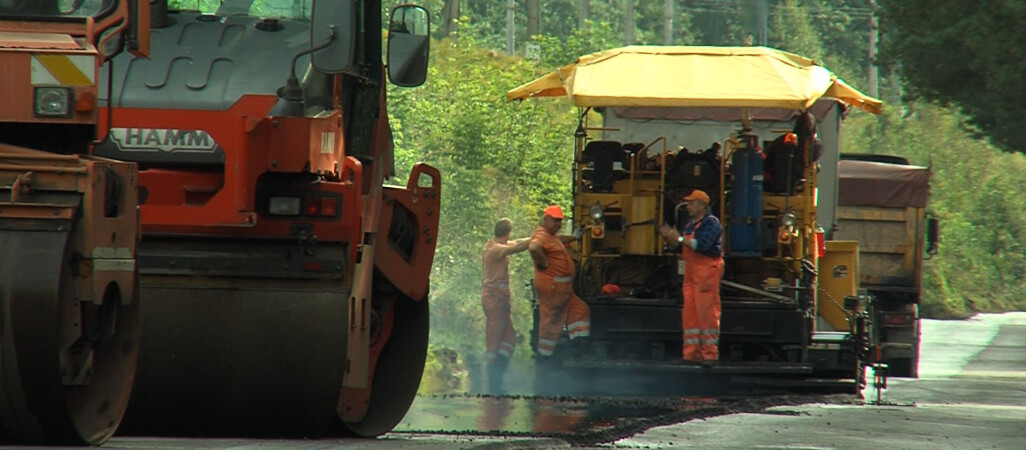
[[508, 46, 882, 395]]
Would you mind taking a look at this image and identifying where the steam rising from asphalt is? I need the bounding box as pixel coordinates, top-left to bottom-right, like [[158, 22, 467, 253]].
[[465, 354, 720, 398]]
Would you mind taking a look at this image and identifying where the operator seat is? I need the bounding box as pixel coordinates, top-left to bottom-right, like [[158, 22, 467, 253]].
[[581, 140, 628, 192]]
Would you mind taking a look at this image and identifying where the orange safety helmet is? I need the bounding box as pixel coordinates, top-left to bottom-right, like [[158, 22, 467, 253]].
[[543, 204, 564, 219]]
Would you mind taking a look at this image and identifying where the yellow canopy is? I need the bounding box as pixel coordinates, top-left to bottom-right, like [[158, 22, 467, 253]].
[[507, 46, 882, 114]]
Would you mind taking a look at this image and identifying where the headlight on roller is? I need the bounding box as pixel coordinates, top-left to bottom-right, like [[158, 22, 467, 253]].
[[268, 196, 301, 216], [34, 87, 74, 118]]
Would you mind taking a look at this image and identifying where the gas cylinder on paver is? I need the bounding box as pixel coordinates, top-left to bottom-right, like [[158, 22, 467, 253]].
[[730, 134, 763, 256]]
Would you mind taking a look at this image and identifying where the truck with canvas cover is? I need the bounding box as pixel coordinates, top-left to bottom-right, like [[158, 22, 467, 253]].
[[508, 46, 882, 394], [88, 0, 439, 438], [0, 0, 148, 444], [836, 155, 937, 378]]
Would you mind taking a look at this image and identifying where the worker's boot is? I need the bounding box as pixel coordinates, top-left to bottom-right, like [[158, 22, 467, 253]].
[[486, 354, 510, 395]]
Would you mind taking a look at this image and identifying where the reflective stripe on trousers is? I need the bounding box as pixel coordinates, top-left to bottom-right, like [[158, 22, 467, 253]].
[[537, 337, 558, 356], [567, 320, 590, 339], [534, 273, 590, 356]]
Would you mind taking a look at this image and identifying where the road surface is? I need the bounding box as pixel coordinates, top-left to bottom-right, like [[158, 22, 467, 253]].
[[1, 312, 1022, 449], [612, 312, 1026, 449]]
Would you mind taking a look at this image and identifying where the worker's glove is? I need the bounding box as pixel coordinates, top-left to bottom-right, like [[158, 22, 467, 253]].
[[535, 262, 549, 271], [660, 225, 679, 242], [573, 227, 584, 240]]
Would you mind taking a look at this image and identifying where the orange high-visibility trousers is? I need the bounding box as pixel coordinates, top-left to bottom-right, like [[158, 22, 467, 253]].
[[534, 275, 590, 356], [681, 245, 724, 362], [482, 285, 516, 363]]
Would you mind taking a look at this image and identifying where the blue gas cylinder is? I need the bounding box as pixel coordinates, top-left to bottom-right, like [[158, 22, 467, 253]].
[[730, 135, 764, 256]]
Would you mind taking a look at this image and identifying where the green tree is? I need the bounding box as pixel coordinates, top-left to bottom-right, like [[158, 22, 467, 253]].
[[532, 19, 620, 68], [876, 0, 1026, 153], [768, 0, 826, 61], [684, 0, 752, 46]]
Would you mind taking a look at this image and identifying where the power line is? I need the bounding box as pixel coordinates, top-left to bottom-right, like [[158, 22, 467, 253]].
[[685, 0, 873, 17], [683, 8, 871, 19]]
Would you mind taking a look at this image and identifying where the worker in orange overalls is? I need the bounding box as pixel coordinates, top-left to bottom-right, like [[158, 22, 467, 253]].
[[529, 205, 589, 364], [659, 190, 724, 365], [482, 218, 531, 394]]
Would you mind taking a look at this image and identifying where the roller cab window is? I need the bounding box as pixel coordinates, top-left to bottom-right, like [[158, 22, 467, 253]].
[[171, 0, 313, 20], [0, 0, 116, 18]]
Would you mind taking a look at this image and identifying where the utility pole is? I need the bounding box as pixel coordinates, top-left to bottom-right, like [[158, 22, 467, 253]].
[[663, 0, 674, 45], [756, 0, 768, 46], [579, 0, 590, 29], [624, 0, 635, 45], [867, 2, 880, 98], [441, 0, 460, 41], [506, 0, 515, 55], [527, 0, 540, 40], [890, 62, 902, 105]]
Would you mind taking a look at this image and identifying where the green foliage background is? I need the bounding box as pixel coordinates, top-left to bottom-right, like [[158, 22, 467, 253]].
[[387, 38, 577, 390], [379, 1, 1024, 390]]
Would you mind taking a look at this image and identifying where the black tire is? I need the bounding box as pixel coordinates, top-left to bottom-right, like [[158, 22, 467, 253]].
[[342, 294, 429, 437]]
